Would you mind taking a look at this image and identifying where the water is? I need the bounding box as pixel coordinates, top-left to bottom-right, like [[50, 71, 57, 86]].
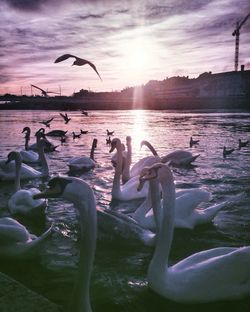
[[0, 109, 249, 311]]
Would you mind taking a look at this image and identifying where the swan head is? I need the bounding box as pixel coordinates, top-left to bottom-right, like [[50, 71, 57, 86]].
[[109, 138, 121, 153], [33, 176, 92, 205], [35, 128, 46, 137], [126, 136, 132, 146], [22, 127, 30, 133], [33, 177, 73, 200], [140, 140, 148, 149], [6, 151, 22, 164], [137, 163, 172, 191]]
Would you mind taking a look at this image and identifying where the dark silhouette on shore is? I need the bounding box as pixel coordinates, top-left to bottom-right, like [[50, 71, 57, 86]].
[[54, 54, 102, 81]]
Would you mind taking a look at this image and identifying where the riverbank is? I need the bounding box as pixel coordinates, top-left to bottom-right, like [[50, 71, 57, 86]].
[[0, 95, 249, 110]]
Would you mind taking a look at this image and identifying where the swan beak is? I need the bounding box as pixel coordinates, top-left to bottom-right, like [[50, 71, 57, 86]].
[[33, 186, 60, 199], [109, 144, 116, 153]]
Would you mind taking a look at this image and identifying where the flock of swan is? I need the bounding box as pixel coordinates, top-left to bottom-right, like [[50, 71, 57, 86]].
[[0, 115, 249, 312]]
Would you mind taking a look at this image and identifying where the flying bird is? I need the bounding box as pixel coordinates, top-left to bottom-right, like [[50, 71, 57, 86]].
[[60, 112, 71, 124], [31, 84, 59, 97], [39, 117, 54, 128], [54, 54, 102, 81]]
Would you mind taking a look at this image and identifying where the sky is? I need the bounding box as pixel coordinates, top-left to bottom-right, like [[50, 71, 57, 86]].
[[1, 0, 250, 96]]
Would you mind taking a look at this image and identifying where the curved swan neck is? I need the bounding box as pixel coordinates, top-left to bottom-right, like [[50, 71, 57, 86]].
[[151, 173, 175, 270], [70, 191, 97, 312], [142, 141, 158, 156]]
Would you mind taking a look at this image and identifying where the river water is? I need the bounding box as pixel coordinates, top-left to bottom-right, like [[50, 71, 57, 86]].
[[0, 109, 249, 311]]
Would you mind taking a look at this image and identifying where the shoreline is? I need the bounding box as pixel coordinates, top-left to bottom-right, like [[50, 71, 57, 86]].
[[0, 96, 249, 111]]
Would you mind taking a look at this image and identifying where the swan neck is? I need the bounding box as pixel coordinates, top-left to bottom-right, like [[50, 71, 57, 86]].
[[24, 136, 30, 150], [112, 141, 123, 197], [144, 141, 158, 156], [38, 145, 49, 177], [122, 140, 132, 183], [70, 193, 97, 312], [151, 177, 175, 270]]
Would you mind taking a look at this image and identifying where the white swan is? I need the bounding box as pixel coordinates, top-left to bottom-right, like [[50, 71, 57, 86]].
[[124, 139, 199, 182], [23, 127, 58, 152], [20, 126, 40, 163], [33, 176, 97, 312], [110, 138, 148, 201], [0, 138, 49, 181], [133, 184, 227, 230], [141, 140, 200, 167], [129, 140, 160, 179], [0, 217, 52, 259], [138, 163, 250, 303], [7, 151, 47, 216], [68, 138, 97, 172]]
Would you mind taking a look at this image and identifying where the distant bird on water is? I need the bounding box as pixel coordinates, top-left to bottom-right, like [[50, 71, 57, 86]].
[[54, 54, 102, 81], [60, 112, 71, 124], [31, 84, 58, 97], [238, 139, 249, 150], [82, 110, 89, 116], [189, 136, 200, 148], [223, 146, 234, 158]]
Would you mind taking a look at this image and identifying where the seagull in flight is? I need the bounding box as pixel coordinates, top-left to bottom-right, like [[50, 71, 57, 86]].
[[31, 84, 58, 97], [39, 117, 54, 128], [60, 112, 71, 124], [54, 54, 102, 81]]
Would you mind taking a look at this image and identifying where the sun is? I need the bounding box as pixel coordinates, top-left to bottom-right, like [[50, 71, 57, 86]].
[[118, 37, 157, 79]]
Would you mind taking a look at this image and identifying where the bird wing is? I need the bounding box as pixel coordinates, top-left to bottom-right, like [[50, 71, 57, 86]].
[[60, 113, 66, 119], [86, 61, 102, 81], [54, 54, 77, 63], [31, 84, 46, 93], [47, 117, 54, 123]]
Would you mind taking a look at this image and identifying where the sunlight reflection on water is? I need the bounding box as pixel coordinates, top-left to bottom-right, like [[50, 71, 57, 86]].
[[0, 109, 250, 311]]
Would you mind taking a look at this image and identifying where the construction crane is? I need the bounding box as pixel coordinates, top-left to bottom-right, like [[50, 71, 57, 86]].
[[232, 12, 250, 71]]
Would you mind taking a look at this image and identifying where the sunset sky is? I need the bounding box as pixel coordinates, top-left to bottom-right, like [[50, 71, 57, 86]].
[[1, 0, 250, 96]]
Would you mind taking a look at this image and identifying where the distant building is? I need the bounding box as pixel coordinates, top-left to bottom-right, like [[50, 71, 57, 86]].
[[144, 65, 250, 99]]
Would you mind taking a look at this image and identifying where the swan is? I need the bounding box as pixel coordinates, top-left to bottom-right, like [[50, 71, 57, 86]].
[[0, 217, 52, 259], [68, 139, 97, 172], [134, 175, 227, 230], [124, 139, 199, 182], [127, 139, 160, 180], [138, 163, 250, 303], [19, 126, 40, 163], [141, 140, 200, 167], [110, 138, 148, 201], [33, 176, 97, 312], [24, 127, 58, 152], [0, 138, 49, 181], [7, 151, 47, 217]]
